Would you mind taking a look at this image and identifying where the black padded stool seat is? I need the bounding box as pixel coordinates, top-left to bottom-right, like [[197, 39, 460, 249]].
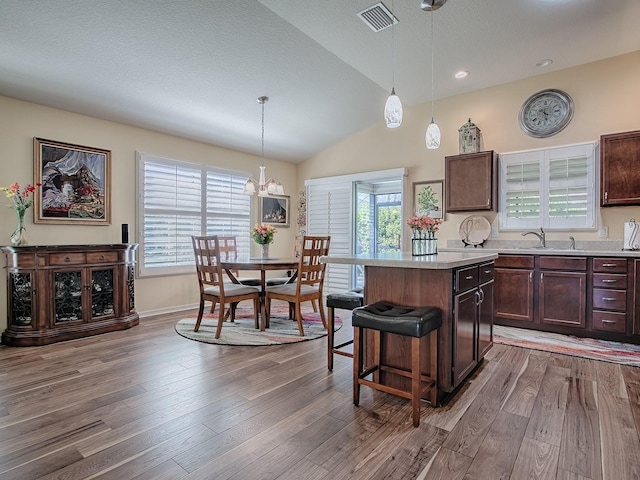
[[352, 301, 442, 427], [326, 289, 364, 371]]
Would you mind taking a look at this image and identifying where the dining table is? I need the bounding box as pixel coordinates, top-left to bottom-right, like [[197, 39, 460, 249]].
[[221, 256, 299, 331]]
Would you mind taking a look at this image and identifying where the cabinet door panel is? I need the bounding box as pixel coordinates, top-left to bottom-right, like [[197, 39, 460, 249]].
[[539, 271, 586, 327], [445, 151, 496, 211], [601, 130, 640, 206], [453, 289, 478, 387], [494, 268, 534, 323]]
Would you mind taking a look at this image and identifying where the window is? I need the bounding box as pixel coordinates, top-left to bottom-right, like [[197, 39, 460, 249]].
[[499, 142, 598, 231], [136, 153, 251, 277], [305, 168, 406, 293]]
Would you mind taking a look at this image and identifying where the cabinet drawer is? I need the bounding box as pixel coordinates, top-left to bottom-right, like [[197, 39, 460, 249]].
[[455, 265, 478, 292], [539, 256, 587, 271], [592, 288, 626, 311], [495, 255, 534, 269], [593, 273, 627, 289], [49, 253, 86, 266], [592, 310, 627, 333], [593, 258, 627, 273], [479, 262, 495, 283], [86, 251, 119, 263]]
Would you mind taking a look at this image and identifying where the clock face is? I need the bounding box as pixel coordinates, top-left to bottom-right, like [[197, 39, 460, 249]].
[[519, 89, 574, 138]]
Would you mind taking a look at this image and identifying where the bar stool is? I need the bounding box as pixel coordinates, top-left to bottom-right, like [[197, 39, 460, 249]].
[[352, 301, 441, 427], [326, 289, 364, 371]]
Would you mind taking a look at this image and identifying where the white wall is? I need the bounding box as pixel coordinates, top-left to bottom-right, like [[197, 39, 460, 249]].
[[298, 50, 640, 249], [0, 96, 297, 330]]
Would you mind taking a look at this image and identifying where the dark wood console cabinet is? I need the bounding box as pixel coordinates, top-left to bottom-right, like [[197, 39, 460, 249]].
[[2, 244, 139, 346]]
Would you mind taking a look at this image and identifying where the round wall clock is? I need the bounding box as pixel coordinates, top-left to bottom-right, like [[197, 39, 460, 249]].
[[519, 89, 574, 138]]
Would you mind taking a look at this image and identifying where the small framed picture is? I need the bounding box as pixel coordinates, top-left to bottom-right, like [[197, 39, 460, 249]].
[[413, 180, 444, 219], [34, 138, 111, 225], [260, 194, 290, 227]]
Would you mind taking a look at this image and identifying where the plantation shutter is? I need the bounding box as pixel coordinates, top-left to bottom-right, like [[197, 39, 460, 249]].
[[499, 142, 597, 231], [137, 153, 251, 276], [307, 181, 353, 294]]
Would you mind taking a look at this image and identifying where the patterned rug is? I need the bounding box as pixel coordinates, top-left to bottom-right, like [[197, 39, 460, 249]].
[[494, 325, 640, 366], [175, 302, 341, 346]]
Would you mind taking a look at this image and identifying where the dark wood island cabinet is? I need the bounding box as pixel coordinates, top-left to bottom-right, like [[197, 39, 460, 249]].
[[321, 251, 498, 404], [2, 244, 139, 346]]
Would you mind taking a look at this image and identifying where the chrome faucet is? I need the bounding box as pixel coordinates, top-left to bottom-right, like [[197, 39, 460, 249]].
[[569, 236, 576, 250], [522, 228, 546, 248]]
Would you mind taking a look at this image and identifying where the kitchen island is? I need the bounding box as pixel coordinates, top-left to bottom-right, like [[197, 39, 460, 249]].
[[321, 251, 498, 404]]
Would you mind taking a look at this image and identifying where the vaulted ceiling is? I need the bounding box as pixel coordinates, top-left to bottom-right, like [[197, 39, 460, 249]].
[[1, 0, 639, 163]]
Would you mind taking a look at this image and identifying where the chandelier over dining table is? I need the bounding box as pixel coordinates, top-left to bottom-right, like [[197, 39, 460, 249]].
[[243, 96, 284, 196]]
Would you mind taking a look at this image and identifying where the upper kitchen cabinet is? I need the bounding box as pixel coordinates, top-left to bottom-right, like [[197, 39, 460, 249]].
[[445, 151, 497, 212], [601, 130, 640, 206]]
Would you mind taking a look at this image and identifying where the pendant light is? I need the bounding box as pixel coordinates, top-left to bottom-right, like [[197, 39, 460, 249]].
[[384, 0, 402, 128], [423, 0, 445, 149], [243, 96, 284, 196]]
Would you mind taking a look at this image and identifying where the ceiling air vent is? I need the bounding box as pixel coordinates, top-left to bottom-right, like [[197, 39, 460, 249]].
[[357, 2, 398, 33]]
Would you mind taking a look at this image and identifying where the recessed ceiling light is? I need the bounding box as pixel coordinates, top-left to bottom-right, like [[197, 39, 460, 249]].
[[536, 59, 553, 68], [454, 70, 469, 79]]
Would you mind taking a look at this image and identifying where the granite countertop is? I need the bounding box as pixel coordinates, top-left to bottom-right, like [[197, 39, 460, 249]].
[[321, 251, 498, 270], [441, 246, 640, 257]]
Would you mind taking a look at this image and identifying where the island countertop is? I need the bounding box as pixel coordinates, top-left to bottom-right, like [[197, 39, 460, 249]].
[[320, 250, 498, 270]]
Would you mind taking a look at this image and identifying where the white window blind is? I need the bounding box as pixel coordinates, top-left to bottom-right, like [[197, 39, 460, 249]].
[[136, 153, 251, 277], [499, 142, 597, 231], [307, 181, 352, 294]]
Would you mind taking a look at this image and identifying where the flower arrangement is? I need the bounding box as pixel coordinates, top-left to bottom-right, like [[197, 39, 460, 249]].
[[406, 215, 442, 234], [251, 223, 277, 245], [1, 182, 41, 215]]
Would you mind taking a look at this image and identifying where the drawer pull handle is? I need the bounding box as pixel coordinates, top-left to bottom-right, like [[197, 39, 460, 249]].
[[601, 319, 617, 324], [602, 263, 618, 267], [602, 297, 617, 301], [465, 275, 473, 280], [100, 255, 105, 260], [484, 270, 492, 274], [64, 257, 71, 262], [601, 279, 617, 283]]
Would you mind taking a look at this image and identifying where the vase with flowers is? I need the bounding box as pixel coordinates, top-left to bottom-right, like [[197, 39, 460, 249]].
[[1, 182, 41, 247], [406, 215, 442, 256], [251, 223, 277, 258]]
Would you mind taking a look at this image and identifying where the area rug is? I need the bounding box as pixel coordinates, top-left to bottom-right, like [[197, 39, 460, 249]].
[[175, 303, 342, 346], [494, 325, 640, 367]]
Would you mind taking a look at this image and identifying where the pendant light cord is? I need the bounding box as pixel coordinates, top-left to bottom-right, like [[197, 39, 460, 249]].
[[391, 0, 396, 90], [430, 8, 435, 120]]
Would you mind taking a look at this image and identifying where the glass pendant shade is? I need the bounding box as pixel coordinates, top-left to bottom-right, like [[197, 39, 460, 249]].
[[243, 178, 257, 195], [384, 88, 403, 128], [426, 118, 441, 149]]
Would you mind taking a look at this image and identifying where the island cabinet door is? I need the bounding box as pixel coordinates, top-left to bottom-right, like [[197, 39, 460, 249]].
[[453, 288, 478, 387]]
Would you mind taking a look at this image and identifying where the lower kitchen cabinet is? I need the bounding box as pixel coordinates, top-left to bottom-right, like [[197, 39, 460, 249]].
[[494, 255, 534, 324], [538, 256, 587, 328], [495, 253, 640, 344]]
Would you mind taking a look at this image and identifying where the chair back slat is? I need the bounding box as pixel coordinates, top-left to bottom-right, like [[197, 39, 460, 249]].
[[192, 235, 224, 290], [298, 236, 330, 291]]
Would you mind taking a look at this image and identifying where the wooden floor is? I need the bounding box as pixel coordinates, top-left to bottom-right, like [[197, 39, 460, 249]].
[[2, 309, 640, 480]]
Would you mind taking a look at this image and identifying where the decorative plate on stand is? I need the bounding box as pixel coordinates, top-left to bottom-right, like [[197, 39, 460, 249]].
[[459, 215, 491, 247]]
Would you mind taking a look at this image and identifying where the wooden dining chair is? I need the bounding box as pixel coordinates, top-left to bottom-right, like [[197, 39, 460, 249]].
[[265, 235, 330, 336], [192, 235, 260, 339]]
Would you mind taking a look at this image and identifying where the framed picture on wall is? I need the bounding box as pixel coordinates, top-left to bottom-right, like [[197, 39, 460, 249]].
[[34, 137, 111, 225], [413, 180, 444, 219], [260, 194, 290, 227]]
